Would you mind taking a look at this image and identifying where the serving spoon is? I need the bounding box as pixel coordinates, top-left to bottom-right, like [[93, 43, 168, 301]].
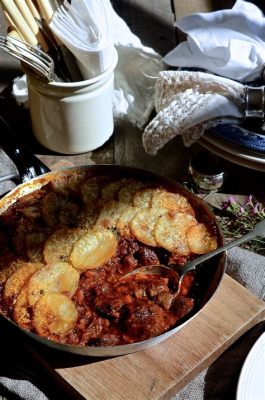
[[123, 219, 265, 305]]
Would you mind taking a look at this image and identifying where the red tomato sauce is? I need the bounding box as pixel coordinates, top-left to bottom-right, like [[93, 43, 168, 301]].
[[66, 237, 195, 346]]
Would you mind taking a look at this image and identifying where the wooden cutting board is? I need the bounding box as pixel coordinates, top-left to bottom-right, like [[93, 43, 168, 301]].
[[29, 274, 264, 400], [21, 160, 264, 398]]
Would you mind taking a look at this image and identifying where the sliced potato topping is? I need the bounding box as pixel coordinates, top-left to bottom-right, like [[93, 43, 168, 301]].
[[76, 206, 98, 230], [51, 173, 84, 196], [95, 200, 126, 229], [0, 256, 21, 285], [4, 262, 43, 302], [69, 228, 118, 270], [0, 173, 218, 345], [28, 262, 79, 306], [42, 192, 80, 227], [116, 206, 138, 237], [80, 178, 100, 205], [154, 212, 197, 254], [101, 179, 126, 203], [33, 293, 78, 337], [26, 232, 47, 263], [43, 227, 84, 264], [12, 218, 37, 257], [118, 180, 144, 205], [151, 190, 195, 215], [133, 188, 154, 208], [20, 205, 41, 219], [42, 192, 63, 227], [130, 208, 167, 247], [13, 286, 31, 330], [186, 223, 217, 254]]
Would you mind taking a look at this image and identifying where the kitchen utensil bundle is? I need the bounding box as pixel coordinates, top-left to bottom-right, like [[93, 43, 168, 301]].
[[0, 34, 57, 81], [0, 0, 115, 82]]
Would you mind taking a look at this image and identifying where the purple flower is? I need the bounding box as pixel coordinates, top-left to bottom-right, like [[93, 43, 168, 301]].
[[253, 204, 259, 214], [245, 195, 254, 207], [222, 201, 230, 210], [228, 196, 236, 204], [219, 194, 265, 255], [240, 206, 245, 214]]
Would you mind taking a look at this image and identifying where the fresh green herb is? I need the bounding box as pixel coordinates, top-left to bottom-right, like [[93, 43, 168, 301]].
[[218, 195, 265, 255]]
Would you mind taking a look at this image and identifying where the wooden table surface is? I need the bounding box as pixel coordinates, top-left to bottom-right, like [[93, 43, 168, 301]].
[[0, 2, 264, 198], [0, 84, 264, 199], [0, 3, 264, 400]]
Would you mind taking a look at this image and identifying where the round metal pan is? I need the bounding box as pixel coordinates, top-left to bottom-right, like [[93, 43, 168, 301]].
[[0, 119, 226, 357]]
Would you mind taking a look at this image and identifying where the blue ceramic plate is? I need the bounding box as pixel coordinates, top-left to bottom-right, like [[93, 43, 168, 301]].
[[210, 124, 265, 154]]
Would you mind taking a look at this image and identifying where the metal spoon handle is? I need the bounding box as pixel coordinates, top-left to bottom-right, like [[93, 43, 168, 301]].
[[182, 230, 257, 275]]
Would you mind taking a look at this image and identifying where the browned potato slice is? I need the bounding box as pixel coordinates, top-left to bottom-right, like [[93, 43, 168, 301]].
[[0, 256, 21, 285], [186, 223, 217, 254], [52, 171, 87, 196], [43, 228, 84, 264], [33, 293, 78, 337], [12, 218, 37, 257], [154, 212, 197, 254], [151, 190, 195, 215], [42, 192, 80, 227], [42, 192, 62, 226], [116, 206, 138, 237], [4, 262, 43, 302], [69, 228, 118, 270], [130, 208, 167, 246], [95, 200, 126, 229], [28, 262, 79, 306], [20, 205, 41, 219], [80, 178, 100, 205], [101, 179, 126, 203], [26, 232, 47, 263], [118, 180, 145, 205], [0, 185, 49, 222], [13, 285, 31, 330], [76, 206, 98, 230], [133, 188, 154, 208]]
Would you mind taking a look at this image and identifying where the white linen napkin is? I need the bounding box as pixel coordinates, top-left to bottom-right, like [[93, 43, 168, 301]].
[[104, 0, 164, 128], [142, 70, 245, 155], [49, 0, 116, 79], [164, 0, 265, 82]]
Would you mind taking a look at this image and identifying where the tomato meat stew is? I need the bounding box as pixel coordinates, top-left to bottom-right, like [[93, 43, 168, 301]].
[[0, 172, 217, 346]]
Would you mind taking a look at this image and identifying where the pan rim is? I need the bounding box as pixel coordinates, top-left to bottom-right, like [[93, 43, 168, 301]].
[[0, 164, 226, 356]]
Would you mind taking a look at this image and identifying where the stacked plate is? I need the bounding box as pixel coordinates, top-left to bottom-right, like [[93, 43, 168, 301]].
[[236, 332, 265, 400], [199, 123, 265, 172]]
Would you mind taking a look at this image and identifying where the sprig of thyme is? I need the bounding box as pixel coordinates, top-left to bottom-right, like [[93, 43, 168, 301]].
[[218, 195, 265, 255]]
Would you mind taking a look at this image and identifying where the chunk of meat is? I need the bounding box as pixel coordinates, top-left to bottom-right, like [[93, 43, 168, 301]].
[[122, 299, 177, 342], [136, 247, 159, 266]]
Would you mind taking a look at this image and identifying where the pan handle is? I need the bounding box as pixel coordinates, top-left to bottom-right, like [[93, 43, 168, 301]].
[[0, 116, 51, 183]]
